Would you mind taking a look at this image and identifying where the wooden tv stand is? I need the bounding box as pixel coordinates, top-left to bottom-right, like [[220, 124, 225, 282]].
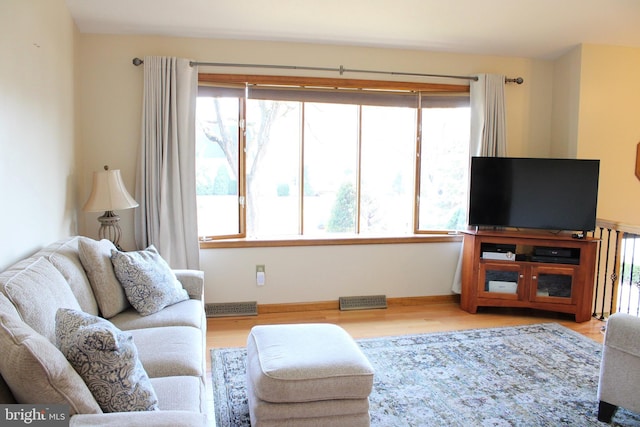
[[460, 230, 598, 322]]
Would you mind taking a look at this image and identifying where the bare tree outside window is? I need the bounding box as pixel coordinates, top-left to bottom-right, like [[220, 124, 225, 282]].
[[196, 84, 469, 239]]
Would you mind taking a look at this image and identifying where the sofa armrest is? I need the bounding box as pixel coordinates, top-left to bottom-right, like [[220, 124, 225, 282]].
[[604, 312, 640, 358], [174, 270, 205, 301], [70, 411, 207, 427]]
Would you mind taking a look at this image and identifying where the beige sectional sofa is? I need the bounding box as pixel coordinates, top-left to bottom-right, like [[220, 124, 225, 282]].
[[0, 236, 208, 426]]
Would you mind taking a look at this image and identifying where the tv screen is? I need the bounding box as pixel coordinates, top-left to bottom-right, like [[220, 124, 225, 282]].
[[468, 157, 600, 232]]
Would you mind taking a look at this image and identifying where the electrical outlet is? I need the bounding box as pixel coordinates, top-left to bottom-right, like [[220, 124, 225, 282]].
[[256, 265, 265, 286]]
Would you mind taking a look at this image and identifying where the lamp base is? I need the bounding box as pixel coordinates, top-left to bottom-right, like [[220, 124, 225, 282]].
[[97, 211, 122, 250]]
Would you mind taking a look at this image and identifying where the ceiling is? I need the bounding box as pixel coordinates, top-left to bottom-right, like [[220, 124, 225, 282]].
[[66, 0, 640, 59]]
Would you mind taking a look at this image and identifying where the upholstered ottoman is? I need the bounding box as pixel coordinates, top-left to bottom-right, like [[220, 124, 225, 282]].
[[246, 323, 374, 427]]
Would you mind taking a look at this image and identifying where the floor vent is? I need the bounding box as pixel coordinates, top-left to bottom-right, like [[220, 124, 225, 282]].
[[339, 295, 387, 311], [205, 301, 258, 317]]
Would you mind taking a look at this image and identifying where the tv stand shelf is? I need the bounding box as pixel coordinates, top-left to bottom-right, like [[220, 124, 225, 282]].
[[460, 230, 598, 322]]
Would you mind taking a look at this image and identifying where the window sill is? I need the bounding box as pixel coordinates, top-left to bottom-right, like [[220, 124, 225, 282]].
[[199, 233, 462, 249]]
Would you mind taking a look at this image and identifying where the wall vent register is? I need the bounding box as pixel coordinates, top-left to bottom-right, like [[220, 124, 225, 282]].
[[339, 295, 387, 311], [205, 302, 258, 317]]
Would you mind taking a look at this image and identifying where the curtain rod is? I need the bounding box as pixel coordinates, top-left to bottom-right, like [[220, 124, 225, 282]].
[[131, 57, 524, 85]]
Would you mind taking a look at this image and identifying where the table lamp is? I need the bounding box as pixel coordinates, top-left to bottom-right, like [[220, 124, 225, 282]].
[[83, 165, 139, 250]]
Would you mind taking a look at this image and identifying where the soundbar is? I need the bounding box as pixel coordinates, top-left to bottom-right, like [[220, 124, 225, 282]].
[[531, 255, 580, 265], [481, 243, 516, 253], [533, 247, 578, 258]]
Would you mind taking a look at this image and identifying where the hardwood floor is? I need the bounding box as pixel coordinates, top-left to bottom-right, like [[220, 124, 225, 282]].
[[204, 301, 607, 426], [206, 301, 606, 350]]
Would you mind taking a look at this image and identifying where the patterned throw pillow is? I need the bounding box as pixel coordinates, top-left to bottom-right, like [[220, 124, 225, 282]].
[[55, 308, 159, 413], [110, 246, 189, 316]]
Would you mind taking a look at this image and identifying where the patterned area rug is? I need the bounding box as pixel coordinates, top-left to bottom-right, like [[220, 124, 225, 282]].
[[211, 323, 640, 426]]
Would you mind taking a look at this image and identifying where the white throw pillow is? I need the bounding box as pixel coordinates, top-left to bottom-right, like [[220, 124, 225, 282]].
[[110, 245, 189, 316], [55, 308, 159, 413], [77, 238, 130, 318]]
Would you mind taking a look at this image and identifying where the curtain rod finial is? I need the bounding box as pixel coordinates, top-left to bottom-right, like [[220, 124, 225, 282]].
[[505, 76, 524, 84], [132, 57, 143, 66]]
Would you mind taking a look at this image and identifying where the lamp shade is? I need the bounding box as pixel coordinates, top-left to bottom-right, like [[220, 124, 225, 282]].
[[83, 169, 139, 212]]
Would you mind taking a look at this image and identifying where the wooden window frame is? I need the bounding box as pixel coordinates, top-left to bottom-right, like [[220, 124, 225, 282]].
[[197, 73, 469, 247]]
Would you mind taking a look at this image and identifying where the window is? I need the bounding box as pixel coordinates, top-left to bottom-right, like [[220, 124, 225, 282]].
[[196, 75, 470, 240], [247, 99, 301, 236], [302, 102, 359, 235], [418, 106, 471, 231], [196, 96, 242, 237], [358, 105, 416, 234]]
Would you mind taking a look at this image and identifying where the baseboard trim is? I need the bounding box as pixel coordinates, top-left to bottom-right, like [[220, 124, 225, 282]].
[[388, 295, 460, 306], [257, 294, 460, 315]]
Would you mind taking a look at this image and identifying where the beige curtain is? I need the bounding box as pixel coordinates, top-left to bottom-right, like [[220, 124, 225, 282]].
[[470, 74, 507, 157], [452, 74, 507, 293], [134, 56, 200, 269]]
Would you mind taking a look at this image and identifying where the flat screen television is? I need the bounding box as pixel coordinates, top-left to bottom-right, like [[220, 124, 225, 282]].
[[468, 157, 600, 232]]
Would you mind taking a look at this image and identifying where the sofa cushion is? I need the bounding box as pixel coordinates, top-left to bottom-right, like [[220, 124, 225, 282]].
[[0, 257, 81, 343], [150, 376, 206, 413], [43, 237, 100, 316], [0, 294, 21, 406], [110, 246, 189, 316], [55, 309, 159, 413], [0, 294, 18, 404], [0, 296, 101, 415], [129, 326, 204, 378], [78, 238, 130, 318], [68, 411, 208, 427], [110, 299, 204, 331]]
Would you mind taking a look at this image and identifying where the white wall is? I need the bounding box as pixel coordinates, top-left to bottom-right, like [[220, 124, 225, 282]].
[[75, 34, 555, 304], [551, 44, 640, 225], [575, 45, 640, 225], [550, 47, 582, 158], [0, 0, 77, 270], [200, 242, 461, 304]]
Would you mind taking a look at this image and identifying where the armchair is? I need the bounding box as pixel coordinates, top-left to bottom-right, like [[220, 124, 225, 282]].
[[597, 312, 640, 422]]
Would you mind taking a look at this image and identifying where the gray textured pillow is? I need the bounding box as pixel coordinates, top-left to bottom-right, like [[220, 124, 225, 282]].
[[77, 238, 130, 318], [0, 257, 81, 343], [45, 237, 100, 316], [55, 308, 158, 413], [110, 246, 189, 316]]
